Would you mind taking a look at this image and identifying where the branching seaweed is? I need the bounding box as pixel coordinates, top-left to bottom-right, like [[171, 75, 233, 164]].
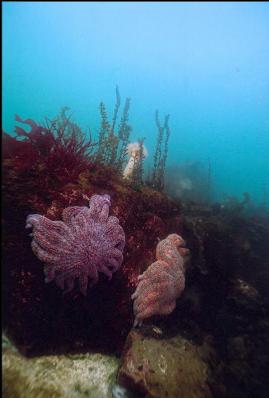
[[12, 109, 96, 188], [10, 90, 171, 194], [111, 85, 121, 133], [96, 102, 111, 163], [150, 110, 171, 191], [96, 86, 131, 171], [116, 97, 132, 171]]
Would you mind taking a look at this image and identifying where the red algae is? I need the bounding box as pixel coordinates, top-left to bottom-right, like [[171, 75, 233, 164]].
[[2, 122, 183, 356]]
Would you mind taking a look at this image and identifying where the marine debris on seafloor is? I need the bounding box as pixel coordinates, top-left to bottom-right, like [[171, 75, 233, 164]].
[[2, 98, 269, 398]]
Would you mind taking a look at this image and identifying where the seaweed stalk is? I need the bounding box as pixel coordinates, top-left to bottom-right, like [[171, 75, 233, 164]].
[[151, 110, 171, 191], [116, 98, 132, 171], [96, 86, 131, 171], [96, 102, 111, 163]]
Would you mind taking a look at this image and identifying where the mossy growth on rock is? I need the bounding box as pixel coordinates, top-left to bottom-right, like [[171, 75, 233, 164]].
[[117, 329, 220, 398], [3, 334, 119, 398]]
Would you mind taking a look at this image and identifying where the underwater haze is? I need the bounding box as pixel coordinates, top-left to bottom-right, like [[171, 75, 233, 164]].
[[3, 1, 269, 204]]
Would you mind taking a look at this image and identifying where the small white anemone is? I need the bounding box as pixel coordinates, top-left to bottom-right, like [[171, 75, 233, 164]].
[[123, 141, 148, 179], [126, 142, 148, 158]]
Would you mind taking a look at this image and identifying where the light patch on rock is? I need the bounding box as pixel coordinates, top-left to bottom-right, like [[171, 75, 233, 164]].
[[118, 329, 214, 398], [3, 338, 120, 398]]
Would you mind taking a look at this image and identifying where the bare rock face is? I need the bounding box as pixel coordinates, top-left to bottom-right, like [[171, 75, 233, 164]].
[[118, 329, 220, 398]]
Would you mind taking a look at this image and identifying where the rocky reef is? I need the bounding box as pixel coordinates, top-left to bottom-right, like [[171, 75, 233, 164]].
[[2, 127, 183, 356], [2, 120, 269, 398]]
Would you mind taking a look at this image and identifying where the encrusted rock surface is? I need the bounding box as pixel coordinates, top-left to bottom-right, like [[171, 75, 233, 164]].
[[3, 334, 119, 398], [118, 329, 219, 398]]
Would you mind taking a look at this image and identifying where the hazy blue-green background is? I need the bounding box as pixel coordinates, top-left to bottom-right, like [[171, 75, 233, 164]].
[[3, 2, 269, 203]]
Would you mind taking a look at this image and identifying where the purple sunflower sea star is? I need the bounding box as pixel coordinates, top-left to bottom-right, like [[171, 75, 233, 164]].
[[26, 194, 125, 295], [131, 234, 189, 327]]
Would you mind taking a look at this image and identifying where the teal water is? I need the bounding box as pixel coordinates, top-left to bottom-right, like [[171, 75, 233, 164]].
[[3, 2, 269, 204]]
